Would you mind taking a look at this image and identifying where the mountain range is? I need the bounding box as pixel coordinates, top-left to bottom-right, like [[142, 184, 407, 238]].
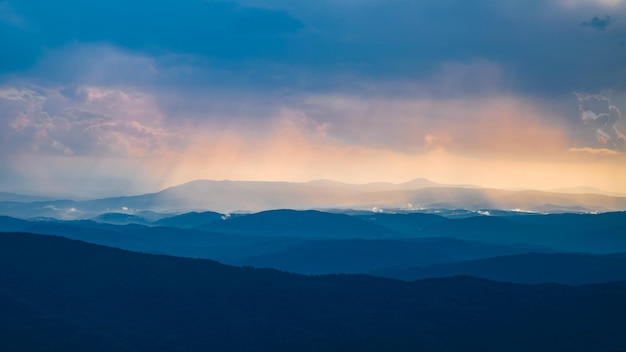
[[2, 208, 626, 284], [2, 178, 626, 219], [2, 180, 626, 351], [2, 231, 626, 352]]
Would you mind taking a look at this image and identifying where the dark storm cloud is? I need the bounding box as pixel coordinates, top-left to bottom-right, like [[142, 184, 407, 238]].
[[1, 0, 625, 94], [582, 15, 613, 30], [1, 0, 626, 149], [3, 0, 626, 197], [1, 0, 624, 158], [0, 0, 303, 74]]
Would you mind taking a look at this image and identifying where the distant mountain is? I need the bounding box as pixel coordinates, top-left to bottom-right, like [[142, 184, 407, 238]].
[[153, 211, 224, 228], [2, 231, 626, 352], [0, 213, 552, 274], [3, 178, 626, 219], [0, 216, 258, 261], [353, 211, 626, 253], [308, 177, 447, 192], [3, 210, 626, 259], [355, 212, 448, 234], [552, 186, 626, 197], [394, 212, 626, 253], [91, 212, 152, 225], [0, 192, 52, 202], [233, 237, 552, 275], [152, 179, 360, 212], [383, 187, 626, 212], [0, 215, 32, 231], [373, 252, 626, 285], [199, 209, 398, 239], [503, 212, 626, 232]]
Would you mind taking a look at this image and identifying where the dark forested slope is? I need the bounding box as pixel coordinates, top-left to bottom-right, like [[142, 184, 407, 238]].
[[1, 232, 625, 352]]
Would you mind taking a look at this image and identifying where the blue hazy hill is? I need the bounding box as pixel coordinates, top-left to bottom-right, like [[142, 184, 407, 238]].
[[373, 252, 626, 285], [414, 212, 626, 252], [2, 210, 626, 283], [3, 180, 626, 219], [0, 214, 556, 275], [233, 237, 551, 275], [0, 215, 31, 231], [198, 209, 398, 238], [153, 210, 224, 228], [355, 212, 447, 234], [91, 212, 152, 225], [1, 231, 626, 352]]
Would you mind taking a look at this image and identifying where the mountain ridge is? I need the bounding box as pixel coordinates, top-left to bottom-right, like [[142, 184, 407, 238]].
[[2, 179, 626, 219], [372, 252, 626, 285], [2, 231, 626, 352]]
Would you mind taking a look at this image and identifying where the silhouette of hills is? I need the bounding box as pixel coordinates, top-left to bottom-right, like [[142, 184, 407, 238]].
[[0, 213, 557, 275], [0, 191, 52, 202], [92, 212, 152, 225], [355, 212, 447, 234], [198, 209, 397, 238], [232, 237, 550, 275], [411, 212, 626, 253], [153, 210, 224, 228], [2, 210, 626, 269], [2, 231, 626, 352], [2, 179, 626, 219], [373, 252, 626, 285]]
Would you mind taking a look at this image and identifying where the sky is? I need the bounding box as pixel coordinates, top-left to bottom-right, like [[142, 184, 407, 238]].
[[1, 0, 626, 197]]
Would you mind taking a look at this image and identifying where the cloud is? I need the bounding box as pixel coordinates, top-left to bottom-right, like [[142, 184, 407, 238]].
[[568, 146, 620, 154], [0, 57, 576, 165], [299, 92, 570, 159], [2, 1, 302, 65], [2, 1, 626, 196], [575, 92, 626, 152], [0, 85, 180, 159], [560, 0, 625, 8], [582, 15, 613, 30], [4, 1, 626, 94], [3, 82, 626, 196]]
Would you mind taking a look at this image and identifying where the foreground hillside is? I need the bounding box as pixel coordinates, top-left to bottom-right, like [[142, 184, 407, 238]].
[[1, 232, 625, 352]]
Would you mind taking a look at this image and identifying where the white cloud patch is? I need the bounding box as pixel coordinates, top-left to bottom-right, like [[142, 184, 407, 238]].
[[559, 0, 625, 8], [575, 92, 626, 152]]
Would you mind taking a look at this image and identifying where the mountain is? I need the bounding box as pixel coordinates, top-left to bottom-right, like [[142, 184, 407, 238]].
[[0, 191, 52, 202], [0, 213, 553, 275], [198, 209, 398, 239], [233, 237, 552, 275], [2, 231, 626, 352], [373, 252, 626, 285], [3, 179, 626, 219], [355, 212, 448, 234], [0, 217, 266, 261], [400, 212, 626, 253], [0, 215, 32, 231], [552, 186, 626, 197], [153, 210, 224, 228], [2, 210, 626, 264], [91, 212, 152, 225], [382, 187, 626, 212], [150, 179, 361, 212]]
